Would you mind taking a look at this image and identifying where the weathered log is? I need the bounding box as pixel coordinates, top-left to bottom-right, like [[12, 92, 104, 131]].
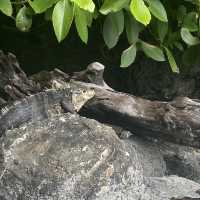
[[0, 51, 40, 104], [72, 62, 112, 90], [77, 81, 200, 148], [31, 62, 112, 90], [49, 65, 200, 148]]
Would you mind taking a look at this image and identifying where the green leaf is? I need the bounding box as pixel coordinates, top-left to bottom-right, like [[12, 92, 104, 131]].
[[103, 11, 124, 49], [100, 0, 129, 15], [28, 0, 59, 13], [16, 6, 33, 32], [86, 12, 93, 27], [183, 12, 198, 32], [52, 0, 74, 42], [157, 21, 168, 42], [177, 5, 187, 24], [130, 0, 151, 26], [181, 27, 200, 46], [166, 31, 180, 48], [75, 6, 88, 43], [148, 0, 168, 22], [113, 10, 124, 35], [0, 0, 12, 16], [164, 47, 179, 73], [139, 41, 165, 61], [125, 11, 139, 44], [120, 44, 137, 68], [70, 0, 95, 13]]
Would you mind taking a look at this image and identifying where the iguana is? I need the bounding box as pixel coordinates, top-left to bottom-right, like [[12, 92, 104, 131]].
[[0, 60, 109, 137], [0, 81, 96, 137]]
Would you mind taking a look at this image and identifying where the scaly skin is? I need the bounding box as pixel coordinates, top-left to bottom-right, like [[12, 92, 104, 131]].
[[0, 80, 96, 137], [0, 89, 72, 137]]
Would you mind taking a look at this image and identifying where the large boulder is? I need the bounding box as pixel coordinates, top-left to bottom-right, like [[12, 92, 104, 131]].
[[0, 113, 200, 200], [0, 114, 143, 199]]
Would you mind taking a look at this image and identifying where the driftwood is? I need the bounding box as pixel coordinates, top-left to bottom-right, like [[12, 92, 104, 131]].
[[0, 51, 40, 104], [78, 83, 200, 148], [52, 64, 200, 148], [0, 51, 200, 148], [47, 64, 200, 148]]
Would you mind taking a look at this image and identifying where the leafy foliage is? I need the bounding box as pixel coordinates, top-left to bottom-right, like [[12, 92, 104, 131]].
[[103, 11, 124, 49], [120, 44, 136, 68], [52, 0, 74, 42], [1, 0, 200, 72], [0, 0, 12, 16]]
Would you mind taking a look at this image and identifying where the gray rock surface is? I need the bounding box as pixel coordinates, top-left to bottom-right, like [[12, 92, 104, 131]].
[[0, 113, 200, 200], [159, 142, 200, 183], [0, 114, 143, 199]]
